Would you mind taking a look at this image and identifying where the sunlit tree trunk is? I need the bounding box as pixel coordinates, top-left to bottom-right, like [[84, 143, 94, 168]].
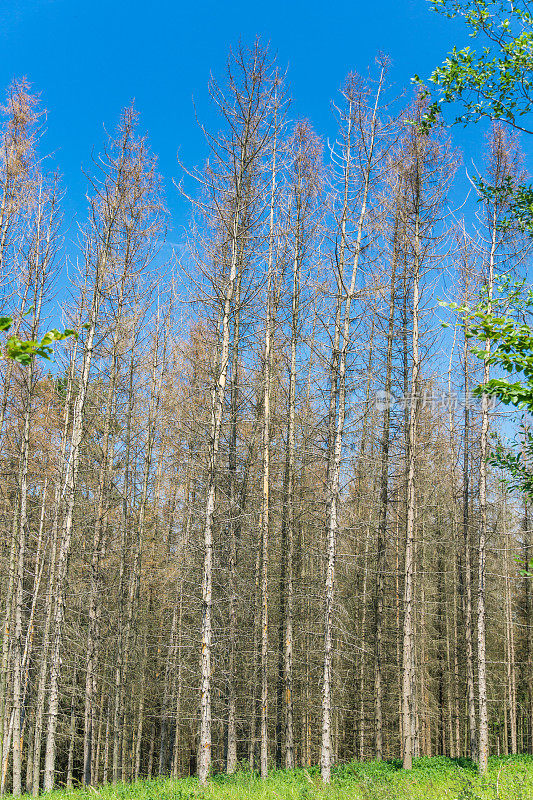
[[477, 207, 496, 776], [462, 323, 477, 762], [503, 489, 517, 754], [402, 140, 421, 773], [374, 201, 399, 760], [321, 67, 384, 783]]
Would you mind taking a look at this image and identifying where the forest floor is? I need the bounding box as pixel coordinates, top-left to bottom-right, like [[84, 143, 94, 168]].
[[11, 756, 533, 800], [12, 756, 533, 800]]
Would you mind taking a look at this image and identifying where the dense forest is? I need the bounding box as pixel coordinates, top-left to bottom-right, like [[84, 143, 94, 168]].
[[0, 38, 532, 798]]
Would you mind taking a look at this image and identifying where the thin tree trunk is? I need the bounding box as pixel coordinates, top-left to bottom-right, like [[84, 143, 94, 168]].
[[259, 103, 278, 780], [402, 147, 421, 770], [358, 525, 370, 760], [374, 213, 398, 759], [83, 367, 118, 786], [463, 326, 477, 762], [524, 496, 533, 753], [503, 490, 517, 754], [171, 581, 184, 779], [95, 689, 104, 785], [43, 284, 101, 792], [226, 267, 242, 775], [276, 457, 289, 770], [135, 633, 148, 780], [477, 211, 496, 775], [12, 361, 34, 797], [103, 708, 110, 784], [321, 70, 383, 783], [198, 125, 249, 788], [66, 672, 77, 790], [249, 544, 261, 770], [112, 345, 136, 784]]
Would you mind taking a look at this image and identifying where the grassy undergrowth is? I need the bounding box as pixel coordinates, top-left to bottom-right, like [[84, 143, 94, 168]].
[[12, 755, 533, 800]]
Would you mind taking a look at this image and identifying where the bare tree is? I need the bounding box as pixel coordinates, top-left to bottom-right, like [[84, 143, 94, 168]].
[[321, 62, 387, 783]]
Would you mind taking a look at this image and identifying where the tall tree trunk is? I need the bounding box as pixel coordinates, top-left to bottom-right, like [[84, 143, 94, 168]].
[[358, 524, 370, 760], [259, 101, 279, 780], [10, 188, 54, 795], [171, 580, 184, 779], [276, 456, 289, 770], [523, 494, 533, 754], [11, 362, 33, 797], [135, 633, 148, 780], [283, 282, 296, 770], [43, 283, 101, 792], [374, 210, 398, 760], [249, 545, 261, 771], [477, 211, 496, 775], [321, 68, 383, 783], [462, 326, 477, 762], [83, 361, 118, 786], [199, 230, 239, 785], [226, 267, 242, 775], [112, 345, 136, 784], [402, 148, 421, 772], [503, 489, 517, 754], [66, 672, 77, 790], [31, 357, 77, 796]]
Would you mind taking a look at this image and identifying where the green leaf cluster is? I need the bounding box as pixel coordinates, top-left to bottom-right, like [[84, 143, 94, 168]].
[[0, 315, 79, 365], [443, 281, 533, 555], [415, 0, 533, 134]]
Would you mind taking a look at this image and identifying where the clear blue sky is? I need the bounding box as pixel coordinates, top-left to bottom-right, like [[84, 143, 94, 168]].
[[0, 0, 472, 239], [1, 0, 525, 431]]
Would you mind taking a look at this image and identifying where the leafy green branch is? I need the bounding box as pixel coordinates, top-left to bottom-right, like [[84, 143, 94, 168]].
[[442, 279, 533, 575], [0, 314, 81, 365], [414, 1, 533, 232], [414, 0, 533, 135]]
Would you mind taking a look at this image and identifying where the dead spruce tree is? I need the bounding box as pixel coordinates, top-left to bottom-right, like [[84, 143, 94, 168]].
[[9, 179, 62, 800], [320, 61, 390, 784], [0, 81, 63, 797], [397, 100, 456, 770], [81, 115, 163, 789], [184, 43, 280, 785], [275, 120, 322, 770], [42, 105, 162, 793], [474, 122, 528, 774]]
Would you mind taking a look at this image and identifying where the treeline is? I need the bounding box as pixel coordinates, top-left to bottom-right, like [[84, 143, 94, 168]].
[[0, 42, 532, 797]]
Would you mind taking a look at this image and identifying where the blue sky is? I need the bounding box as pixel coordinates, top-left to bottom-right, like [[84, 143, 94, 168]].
[[0, 0, 474, 238], [1, 0, 526, 432]]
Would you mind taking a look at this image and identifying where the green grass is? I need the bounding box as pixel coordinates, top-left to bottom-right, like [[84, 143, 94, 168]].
[[12, 755, 533, 800]]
